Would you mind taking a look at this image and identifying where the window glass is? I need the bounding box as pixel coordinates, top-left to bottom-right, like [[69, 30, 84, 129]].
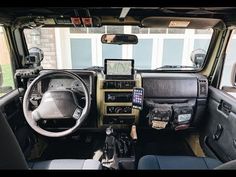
[[133, 39, 153, 69], [70, 28, 87, 34], [150, 28, 166, 34], [71, 38, 92, 68], [131, 26, 148, 34], [24, 28, 57, 69], [167, 28, 185, 34], [195, 29, 212, 34], [193, 39, 211, 51], [220, 31, 236, 98], [24, 26, 213, 70], [107, 26, 124, 34], [162, 39, 184, 66], [89, 26, 105, 34], [0, 26, 15, 96], [102, 44, 122, 66]]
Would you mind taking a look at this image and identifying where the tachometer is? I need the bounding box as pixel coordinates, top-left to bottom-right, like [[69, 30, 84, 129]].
[[71, 80, 84, 93]]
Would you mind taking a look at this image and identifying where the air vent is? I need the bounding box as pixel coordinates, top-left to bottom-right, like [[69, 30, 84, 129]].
[[198, 79, 208, 97]]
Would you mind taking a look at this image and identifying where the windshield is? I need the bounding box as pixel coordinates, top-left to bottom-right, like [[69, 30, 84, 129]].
[[24, 26, 213, 70]]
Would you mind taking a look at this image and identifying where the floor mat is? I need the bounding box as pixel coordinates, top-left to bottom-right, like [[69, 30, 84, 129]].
[[40, 133, 106, 160], [135, 129, 195, 164], [38, 129, 195, 167]]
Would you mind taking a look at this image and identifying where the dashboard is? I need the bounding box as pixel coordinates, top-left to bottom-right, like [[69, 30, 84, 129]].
[[47, 77, 90, 93], [28, 70, 95, 97], [26, 64, 208, 130]]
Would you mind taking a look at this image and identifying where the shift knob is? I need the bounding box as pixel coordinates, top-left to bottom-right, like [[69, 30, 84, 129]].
[[130, 125, 137, 140], [106, 126, 113, 136]]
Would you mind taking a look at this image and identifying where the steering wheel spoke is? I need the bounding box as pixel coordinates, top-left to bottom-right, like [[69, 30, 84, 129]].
[[32, 110, 42, 122], [72, 107, 83, 120]]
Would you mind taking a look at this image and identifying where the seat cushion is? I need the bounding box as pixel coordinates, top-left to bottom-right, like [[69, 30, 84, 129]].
[[138, 155, 222, 170], [29, 159, 101, 170]]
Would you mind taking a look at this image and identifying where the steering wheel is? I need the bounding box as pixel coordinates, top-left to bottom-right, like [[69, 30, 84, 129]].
[[23, 70, 91, 137]]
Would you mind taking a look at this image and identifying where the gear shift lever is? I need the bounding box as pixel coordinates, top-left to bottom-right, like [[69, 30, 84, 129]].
[[104, 126, 115, 160], [102, 126, 120, 169]]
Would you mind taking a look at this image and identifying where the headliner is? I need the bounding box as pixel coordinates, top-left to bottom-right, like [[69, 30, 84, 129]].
[[0, 7, 236, 28]]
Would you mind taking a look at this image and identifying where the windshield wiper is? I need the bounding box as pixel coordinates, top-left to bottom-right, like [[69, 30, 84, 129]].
[[155, 65, 197, 70]]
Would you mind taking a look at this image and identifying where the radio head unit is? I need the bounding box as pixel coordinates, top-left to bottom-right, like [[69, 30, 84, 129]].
[[104, 59, 134, 80]]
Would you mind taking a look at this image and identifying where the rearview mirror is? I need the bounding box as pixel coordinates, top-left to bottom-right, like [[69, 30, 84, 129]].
[[101, 34, 138, 45]]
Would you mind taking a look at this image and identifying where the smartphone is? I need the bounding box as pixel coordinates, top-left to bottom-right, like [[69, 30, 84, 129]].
[[132, 87, 144, 110]]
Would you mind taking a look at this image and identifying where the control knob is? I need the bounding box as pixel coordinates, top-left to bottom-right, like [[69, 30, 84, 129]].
[[115, 107, 123, 113], [123, 106, 131, 113]]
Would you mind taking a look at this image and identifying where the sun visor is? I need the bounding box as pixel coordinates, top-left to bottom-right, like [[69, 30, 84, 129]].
[[141, 17, 225, 29]]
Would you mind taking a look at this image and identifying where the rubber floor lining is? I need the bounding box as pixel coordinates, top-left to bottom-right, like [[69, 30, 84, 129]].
[[39, 133, 106, 161], [135, 129, 195, 164], [37, 129, 194, 165]]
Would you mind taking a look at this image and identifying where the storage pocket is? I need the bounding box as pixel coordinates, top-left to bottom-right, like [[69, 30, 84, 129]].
[[145, 100, 172, 129], [171, 103, 193, 130]]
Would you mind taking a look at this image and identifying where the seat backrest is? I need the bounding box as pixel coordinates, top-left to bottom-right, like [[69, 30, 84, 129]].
[[0, 111, 28, 169], [215, 160, 236, 170]]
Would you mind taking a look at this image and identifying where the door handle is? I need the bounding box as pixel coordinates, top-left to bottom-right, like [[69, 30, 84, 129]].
[[218, 100, 232, 115], [213, 124, 223, 141]]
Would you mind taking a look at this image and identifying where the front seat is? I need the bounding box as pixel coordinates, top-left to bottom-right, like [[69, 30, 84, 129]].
[[138, 155, 223, 170], [0, 112, 101, 170]]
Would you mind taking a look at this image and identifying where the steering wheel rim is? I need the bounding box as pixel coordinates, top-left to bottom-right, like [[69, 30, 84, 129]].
[[23, 70, 91, 137]]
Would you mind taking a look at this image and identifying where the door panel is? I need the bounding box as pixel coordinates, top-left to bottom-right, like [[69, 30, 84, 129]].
[[201, 86, 236, 162], [0, 89, 23, 122], [0, 89, 35, 159]]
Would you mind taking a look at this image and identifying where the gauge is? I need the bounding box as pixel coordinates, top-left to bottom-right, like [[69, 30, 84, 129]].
[[71, 80, 84, 93], [28, 78, 42, 95], [48, 78, 72, 90]]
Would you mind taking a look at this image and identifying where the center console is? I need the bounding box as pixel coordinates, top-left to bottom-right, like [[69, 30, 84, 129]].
[[96, 59, 142, 127], [97, 74, 142, 127], [101, 126, 136, 170]]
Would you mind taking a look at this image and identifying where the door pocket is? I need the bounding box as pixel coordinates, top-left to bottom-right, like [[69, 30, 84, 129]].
[[204, 134, 231, 162]]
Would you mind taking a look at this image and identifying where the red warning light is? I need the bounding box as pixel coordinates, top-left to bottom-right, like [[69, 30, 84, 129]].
[[82, 18, 93, 27], [71, 17, 81, 26]]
